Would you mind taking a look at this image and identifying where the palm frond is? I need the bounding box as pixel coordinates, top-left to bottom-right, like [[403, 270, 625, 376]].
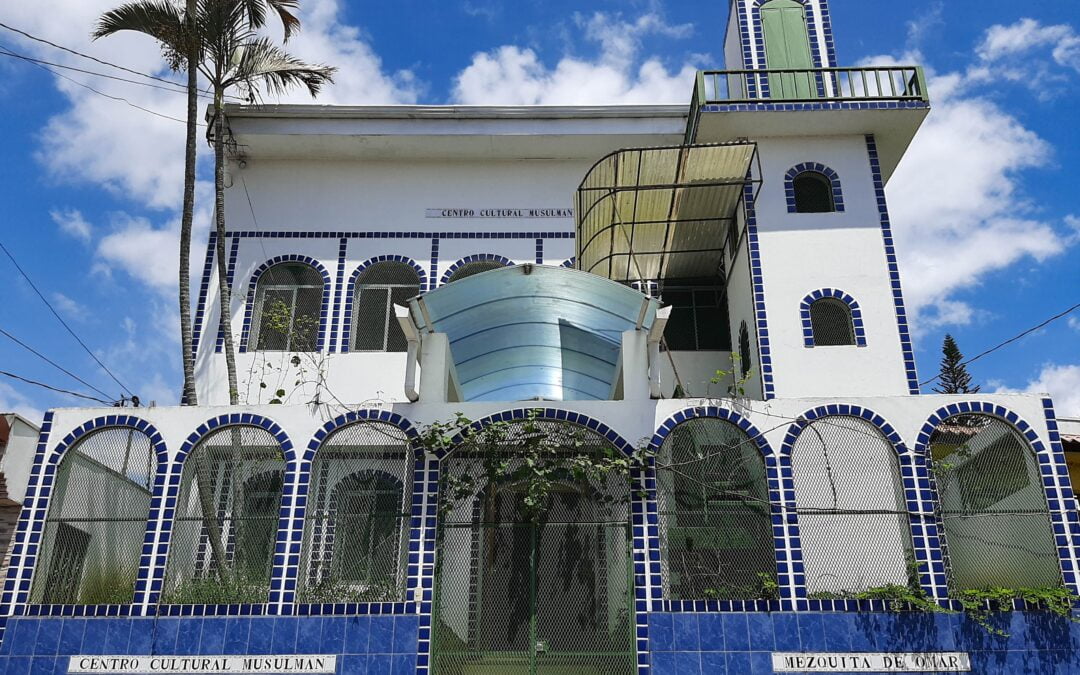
[[241, 0, 300, 39], [223, 36, 335, 100], [93, 0, 186, 51]]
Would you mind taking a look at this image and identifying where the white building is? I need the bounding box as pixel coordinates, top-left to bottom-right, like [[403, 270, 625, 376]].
[[3, 2, 1079, 674]]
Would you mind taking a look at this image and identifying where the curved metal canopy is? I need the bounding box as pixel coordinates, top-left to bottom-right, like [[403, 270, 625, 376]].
[[408, 265, 659, 402]]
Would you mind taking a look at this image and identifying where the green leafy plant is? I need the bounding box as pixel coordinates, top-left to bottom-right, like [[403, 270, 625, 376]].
[[159, 572, 270, 605], [300, 577, 400, 604], [78, 569, 137, 605], [954, 586, 1079, 635]]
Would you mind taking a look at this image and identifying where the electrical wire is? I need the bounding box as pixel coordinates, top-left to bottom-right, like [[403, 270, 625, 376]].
[[0, 241, 135, 397], [0, 327, 115, 402], [918, 301, 1080, 388], [0, 370, 112, 405]]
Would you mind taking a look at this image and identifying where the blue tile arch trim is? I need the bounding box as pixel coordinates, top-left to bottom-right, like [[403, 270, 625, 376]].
[[440, 409, 647, 671], [799, 288, 867, 347], [913, 401, 1080, 597], [339, 256, 428, 354], [866, 135, 920, 394], [327, 238, 348, 354], [650, 407, 789, 610], [438, 253, 513, 287], [784, 163, 845, 213], [560, 257, 575, 268], [779, 405, 944, 600], [743, 178, 776, 399], [236, 255, 333, 354], [152, 415, 297, 614], [1, 414, 168, 617], [189, 232, 218, 365], [298, 410, 423, 619]]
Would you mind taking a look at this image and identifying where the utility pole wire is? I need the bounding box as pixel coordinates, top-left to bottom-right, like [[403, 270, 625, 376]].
[[918, 301, 1080, 388], [0, 241, 135, 398], [0, 370, 112, 405], [0, 327, 115, 402]]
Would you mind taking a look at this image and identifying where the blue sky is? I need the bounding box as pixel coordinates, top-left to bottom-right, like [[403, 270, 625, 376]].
[[0, 0, 1077, 420]]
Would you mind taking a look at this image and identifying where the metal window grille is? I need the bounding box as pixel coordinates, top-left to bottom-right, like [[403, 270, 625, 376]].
[[433, 419, 635, 675], [660, 277, 731, 351], [30, 428, 156, 605], [791, 417, 914, 595], [298, 421, 412, 603], [446, 261, 506, 284], [251, 263, 323, 352], [353, 262, 421, 352], [793, 172, 835, 213], [656, 418, 776, 600], [738, 321, 752, 379], [931, 415, 1062, 590], [161, 426, 286, 604], [809, 298, 855, 346]]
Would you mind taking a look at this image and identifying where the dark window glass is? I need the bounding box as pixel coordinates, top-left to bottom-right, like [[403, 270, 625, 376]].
[[446, 260, 505, 283], [661, 278, 730, 351], [738, 322, 751, 379], [809, 298, 855, 346], [793, 171, 835, 213]]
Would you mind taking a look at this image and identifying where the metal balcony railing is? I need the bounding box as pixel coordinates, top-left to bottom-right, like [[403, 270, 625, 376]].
[[686, 66, 929, 143]]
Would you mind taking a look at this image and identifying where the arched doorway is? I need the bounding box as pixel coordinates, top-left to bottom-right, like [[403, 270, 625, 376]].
[[432, 417, 635, 674]]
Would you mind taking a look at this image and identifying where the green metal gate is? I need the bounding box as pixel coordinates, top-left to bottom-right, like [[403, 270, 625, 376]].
[[432, 499, 636, 674]]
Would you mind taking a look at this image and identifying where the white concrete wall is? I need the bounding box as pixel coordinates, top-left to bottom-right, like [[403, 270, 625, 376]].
[[752, 136, 911, 398], [1, 414, 40, 504]]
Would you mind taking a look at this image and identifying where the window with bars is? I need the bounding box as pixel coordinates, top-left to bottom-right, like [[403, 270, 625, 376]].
[[251, 263, 323, 351], [299, 421, 412, 603], [930, 415, 1061, 590], [809, 298, 855, 346], [791, 417, 914, 595], [661, 277, 731, 351], [31, 427, 156, 605], [445, 260, 506, 283], [656, 418, 775, 600], [353, 262, 421, 352], [162, 426, 285, 604], [793, 171, 836, 213], [738, 321, 752, 379]]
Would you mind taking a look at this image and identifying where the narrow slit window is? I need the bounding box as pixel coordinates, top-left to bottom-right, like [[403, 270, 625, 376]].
[[809, 298, 855, 346], [793, 172, 835, 213], [353, 261, 422, 352], [251, 263, 324, 352]]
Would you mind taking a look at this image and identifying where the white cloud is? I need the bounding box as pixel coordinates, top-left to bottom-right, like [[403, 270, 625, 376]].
[[996, 363, 1080, 418], [0, 382, 44, 423], [977, 18, 1080, 72], [50, 207, 93, 242], [51, 292, 86, 321], [453, 10, 700, 104], [1068, 316, 1080, 333], [95, 213, 181, 292]]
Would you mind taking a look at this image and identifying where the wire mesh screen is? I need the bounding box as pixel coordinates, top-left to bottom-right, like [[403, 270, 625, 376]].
[[298, 421, 412, 603], [353, 262, 421, 352], [793, 172, 835, 213], [433, 419, 635, 675], [162, 426, 285, 604], [253, 263, 324, 351], [809, 298, 855, 346], [445, 261, 506, 284], [31, 428, 156, 604], [656, 418, 775, 600], [790, 417, 914, 595], [659, 277, 731, 351], [931, 415, 1062, 590]]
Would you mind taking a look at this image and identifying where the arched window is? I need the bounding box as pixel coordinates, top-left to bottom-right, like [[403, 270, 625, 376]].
[[299, 421, 412, 603], [31, 427, 156, 604], [793, 172, 835, 212], [352, 261, 422, 352], [251, 263, 324, 351], [809, 298, 855, 346], [791, 416, 912, 595], [657, 417, 775, 599], [163, 426, 286, 604], [445, 260, 506, 284], [738, 321, 752, 379], [930, 414, 1061, 589]]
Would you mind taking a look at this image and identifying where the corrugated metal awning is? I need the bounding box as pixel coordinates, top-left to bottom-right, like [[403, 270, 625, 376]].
[[575, 141, 758, 283], [409, 265, 659, 402]]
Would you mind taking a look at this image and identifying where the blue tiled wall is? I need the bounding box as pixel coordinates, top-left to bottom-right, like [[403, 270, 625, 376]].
[[648, 611, 1080, 675], [0, 616, 416, 675]]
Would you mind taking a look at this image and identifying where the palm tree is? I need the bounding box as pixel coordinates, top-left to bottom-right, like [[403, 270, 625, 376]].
[[94, 0, 332, 405]]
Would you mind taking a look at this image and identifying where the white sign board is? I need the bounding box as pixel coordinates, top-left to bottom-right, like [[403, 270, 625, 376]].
[[68, 656, 337, 674], [425, 208, 573, 219], [772, 652, 971, 672]]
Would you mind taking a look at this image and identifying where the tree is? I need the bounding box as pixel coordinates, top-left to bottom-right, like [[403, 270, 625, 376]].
[[95, 0, 333, 405], [933, 334, 980, 394]]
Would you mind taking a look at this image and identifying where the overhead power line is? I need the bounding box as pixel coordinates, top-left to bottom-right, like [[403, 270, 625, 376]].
[[0, 370, 112, 405], [918, 301, 1080, 388], [0, 326, 115, 402], [0, 241, 135, 398]]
